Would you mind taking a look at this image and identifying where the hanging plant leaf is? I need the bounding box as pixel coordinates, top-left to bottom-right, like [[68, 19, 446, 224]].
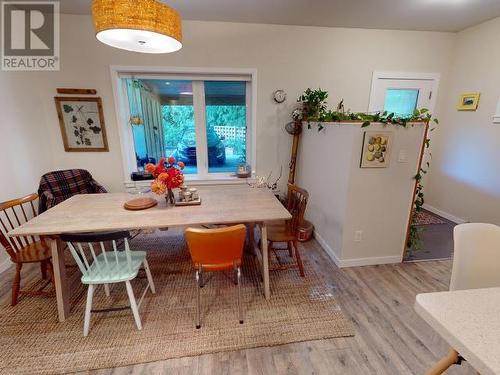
[[63, 104, 73, 113]]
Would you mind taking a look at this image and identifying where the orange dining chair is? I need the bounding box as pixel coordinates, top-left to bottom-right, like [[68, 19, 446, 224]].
[[0, 193, 53, 306], [184, 224, 246, 329], [267, 183, 309, 277]]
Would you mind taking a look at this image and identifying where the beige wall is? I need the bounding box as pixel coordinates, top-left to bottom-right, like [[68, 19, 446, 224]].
[[297, 122, 426, 266], [39, 15, 454, 192], [426, 16, 500, 225], [0, 14, 456, 270]]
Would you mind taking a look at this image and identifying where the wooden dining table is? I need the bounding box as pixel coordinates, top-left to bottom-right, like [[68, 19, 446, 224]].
[[9, 185, 291, 322]]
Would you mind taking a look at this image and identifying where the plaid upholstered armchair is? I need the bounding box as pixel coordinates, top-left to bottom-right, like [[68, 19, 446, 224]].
[[38, 169, 107, 213]]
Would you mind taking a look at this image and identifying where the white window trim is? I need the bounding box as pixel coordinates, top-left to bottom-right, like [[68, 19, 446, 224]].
[[368, 71, 441, 114], [109, 65, 258, 185]]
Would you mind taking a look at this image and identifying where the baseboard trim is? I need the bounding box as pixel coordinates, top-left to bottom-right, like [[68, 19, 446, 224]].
[[339, 255, 403, 267], [313, 231, 342, 268], [314, 231, 402, 268], [422, 204, 467, 224], [0, 258, 12, 274]]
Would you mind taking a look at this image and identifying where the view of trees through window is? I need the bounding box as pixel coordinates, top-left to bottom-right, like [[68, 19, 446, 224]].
[[126, 78, 248, 175]]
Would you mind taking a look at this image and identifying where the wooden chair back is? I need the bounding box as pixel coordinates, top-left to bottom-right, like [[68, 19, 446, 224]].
[[185, 224, 246, 271], [286, 183, 309, 232], [0, 193, 40, 262], [60, 231, 132, 275]]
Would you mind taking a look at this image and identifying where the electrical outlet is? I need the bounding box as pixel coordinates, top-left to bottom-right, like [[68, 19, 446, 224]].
[[398, 149, 408, 163], [354, 230, 363, 242]]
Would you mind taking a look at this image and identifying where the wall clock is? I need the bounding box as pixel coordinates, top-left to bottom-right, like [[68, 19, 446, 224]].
[[273, 89, 287, 103]]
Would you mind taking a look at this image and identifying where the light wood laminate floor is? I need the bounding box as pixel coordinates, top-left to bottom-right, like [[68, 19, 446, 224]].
[[0, 237, 475, 375]]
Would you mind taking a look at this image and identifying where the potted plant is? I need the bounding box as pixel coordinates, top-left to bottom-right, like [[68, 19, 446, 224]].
[[297, 88, 328, 121]]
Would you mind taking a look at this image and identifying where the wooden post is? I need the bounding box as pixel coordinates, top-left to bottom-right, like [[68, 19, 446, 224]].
[[288, 121, 302, 184], [404, 120, 430, 255]]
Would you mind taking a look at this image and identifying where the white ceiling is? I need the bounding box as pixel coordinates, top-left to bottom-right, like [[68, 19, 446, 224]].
[[61, 0, 500, 32]]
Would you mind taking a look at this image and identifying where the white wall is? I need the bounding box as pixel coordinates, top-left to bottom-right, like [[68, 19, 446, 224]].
[[0, 74, 53, 271], [37, 15, 454, 192], [297, 122, 426, 267], [426, 16, 500, 225], [0, 14, 456, 271]]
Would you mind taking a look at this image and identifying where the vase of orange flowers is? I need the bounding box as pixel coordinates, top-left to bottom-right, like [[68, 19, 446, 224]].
[[145, 157, 185, 205]]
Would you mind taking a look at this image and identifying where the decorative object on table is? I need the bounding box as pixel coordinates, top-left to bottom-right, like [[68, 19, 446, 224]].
[[124, 197, 158, 211], [249, 167, 282, 196], [146, 157, 185, 204], [236, 163, 252, 178], [37, 169, 107, 213], [54, 97, 108, 152], [174, 186, 201, 206], [360, 131, 392, 168], [92, 0, 182, 54], [457, 92, 480, 111], [273, 89, 287, 103]]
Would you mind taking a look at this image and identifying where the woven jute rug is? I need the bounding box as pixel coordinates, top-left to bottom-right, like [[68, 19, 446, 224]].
[[0, 231, 353, 374]]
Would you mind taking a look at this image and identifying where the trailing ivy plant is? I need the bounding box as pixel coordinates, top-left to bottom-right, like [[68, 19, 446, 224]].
[[294, 88, 439, 254]]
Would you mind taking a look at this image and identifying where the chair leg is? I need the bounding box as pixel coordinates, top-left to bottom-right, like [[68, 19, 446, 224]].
[[11, 263, 22, 306], [46, 260, 54, 284], [195, 270, 201, 329], [84, 284, 95, 336], [125, 280, 142, 330], [287, 241, 294, 257], [237, 267, 243, 324], [143, 258, 156, 294], [103, 284, 110, 297], [293, 240, 305, 277], [40, 261, 48, 280]]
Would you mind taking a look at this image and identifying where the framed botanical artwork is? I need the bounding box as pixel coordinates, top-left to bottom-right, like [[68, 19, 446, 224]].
[[54, 97, 108, 152], [360, 131, 392, 168], [457, 92, 480, 111]]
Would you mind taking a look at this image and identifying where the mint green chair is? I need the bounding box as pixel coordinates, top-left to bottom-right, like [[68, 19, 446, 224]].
[[60, 231, 155, 336]]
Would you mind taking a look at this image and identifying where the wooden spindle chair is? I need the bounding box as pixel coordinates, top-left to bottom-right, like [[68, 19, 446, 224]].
[[267, 183, 309, 277], [0, 193, 53, 306], [60, 231, 155, 336]]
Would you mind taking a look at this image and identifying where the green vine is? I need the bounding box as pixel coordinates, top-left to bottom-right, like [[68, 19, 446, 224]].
[[295, 88, 439, 253]]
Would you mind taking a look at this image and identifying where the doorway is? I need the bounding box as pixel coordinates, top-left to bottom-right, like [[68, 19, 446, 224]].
[[368, 72, 454, 261]]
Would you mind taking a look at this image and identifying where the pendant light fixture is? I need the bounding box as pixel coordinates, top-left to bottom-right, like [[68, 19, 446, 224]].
[[92, 0, 182, 54]]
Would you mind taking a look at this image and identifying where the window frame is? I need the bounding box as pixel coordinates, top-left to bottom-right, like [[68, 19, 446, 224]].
[[110, 65, 257, 184]]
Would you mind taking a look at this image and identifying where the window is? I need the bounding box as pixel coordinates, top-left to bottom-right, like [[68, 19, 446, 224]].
[[115, 68, 255, 181], [368, 71, 440, 118], [384, 89, 419, 117]]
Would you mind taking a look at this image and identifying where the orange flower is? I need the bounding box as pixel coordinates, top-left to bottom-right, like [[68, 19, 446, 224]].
[[158, 172, 169, 183], [151, 179, 166, 195], [177, 161, 185, 170], [145, 163, 156, 174], [168, 156, 176, 165]]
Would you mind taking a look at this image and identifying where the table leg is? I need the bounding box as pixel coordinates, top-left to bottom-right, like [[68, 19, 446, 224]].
[[425, 348, 459, 375], [246, 222, 256, 255], [261, 222, 270, 300], [50, 238, 70, 322]]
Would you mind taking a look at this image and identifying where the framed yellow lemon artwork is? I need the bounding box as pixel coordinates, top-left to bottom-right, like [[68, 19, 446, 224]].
[[360, 131, 392, 168], [457, 93, 480, 111]]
